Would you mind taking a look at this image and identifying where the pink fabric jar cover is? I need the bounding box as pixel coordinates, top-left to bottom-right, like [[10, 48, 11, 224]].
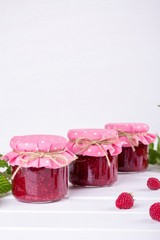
[[105, 123, 156, 147], [3, 135, 76, 169], [67, 129, 122, 156]]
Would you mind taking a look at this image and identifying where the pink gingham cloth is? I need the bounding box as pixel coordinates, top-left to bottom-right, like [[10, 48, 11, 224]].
[[105, 123, 156, 147], [67, 129, 122, 157], [3, 135, 76, 169]]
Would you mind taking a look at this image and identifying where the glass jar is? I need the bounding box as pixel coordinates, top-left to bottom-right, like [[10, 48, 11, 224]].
[[69, 152, 118, 186], [4, 135, 76, 203], [105, 123, 156, 172], [12, 166, 68, 203], [67, 129, 122, 187], [118, 143, 148, 172]]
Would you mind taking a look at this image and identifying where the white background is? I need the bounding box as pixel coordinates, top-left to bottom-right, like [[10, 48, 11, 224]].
[[0, 1, 160, 239], [0, 0, 160, 153]]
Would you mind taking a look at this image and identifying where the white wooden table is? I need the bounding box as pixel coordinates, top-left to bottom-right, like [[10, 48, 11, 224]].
[[0, 165, 160, 240]]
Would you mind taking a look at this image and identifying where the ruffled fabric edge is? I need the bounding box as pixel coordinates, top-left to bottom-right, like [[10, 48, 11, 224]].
[[2, 150, 76, 169], [119, 133, 156, 147], [67, 139, 123, 157]]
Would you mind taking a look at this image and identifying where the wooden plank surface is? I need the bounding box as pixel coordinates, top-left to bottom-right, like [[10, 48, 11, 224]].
[[0, 165, 160, 240]]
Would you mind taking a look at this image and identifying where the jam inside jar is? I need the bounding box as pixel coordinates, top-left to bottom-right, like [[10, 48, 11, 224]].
[[12, 166, 68, 203], [69, 152, 118, 187], [118, 142, 148, 172]]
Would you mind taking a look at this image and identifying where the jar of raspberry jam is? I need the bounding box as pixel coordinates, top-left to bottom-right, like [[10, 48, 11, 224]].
[[105, 123, 156, 172], [4, 135, 76, 203], [67, 129, 122, 187]]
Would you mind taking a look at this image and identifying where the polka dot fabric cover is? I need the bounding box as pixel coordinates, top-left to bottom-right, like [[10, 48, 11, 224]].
[[105, 123, 156, 147], [4, 135, 76, 169], [67, 129, 122, 157]]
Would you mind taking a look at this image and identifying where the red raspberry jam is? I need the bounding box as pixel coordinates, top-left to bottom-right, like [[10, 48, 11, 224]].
[[69, 152, 118, 186], [118, 143, 148, 172], [12, 166, 68, 203]]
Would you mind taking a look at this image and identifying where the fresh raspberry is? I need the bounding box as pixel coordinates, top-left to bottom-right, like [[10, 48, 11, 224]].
[[147, 177, 160, 190], [149, 202, 160, 222], [115, 192, 134, 209]]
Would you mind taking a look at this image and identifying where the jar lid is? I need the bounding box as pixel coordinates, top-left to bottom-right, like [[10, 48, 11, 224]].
[[67, 129, 122, 157], [10, 135, 67, 152], [68, 128, 118, 140], [105, 123, 156, 147], [105, 123, 149, 133], [4, 135, 76, 169]]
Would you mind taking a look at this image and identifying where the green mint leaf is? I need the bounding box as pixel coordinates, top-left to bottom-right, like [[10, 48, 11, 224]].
[[156, 157, 160, 165], [149, 149, 160, 164], [7, 165, 11, 175], [149, 143, 154, 150], [0, 175, 12, 194], [158, 105, 160, 107], [157, 135, 160, 152], [0, 154, 3, 157], [0, 160, 8, 168]]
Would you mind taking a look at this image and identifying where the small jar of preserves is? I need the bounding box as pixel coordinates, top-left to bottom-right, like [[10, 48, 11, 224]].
[[67, 129, 122, 187], [4, 135, 76, 203], [105, 123, 156, 172]]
